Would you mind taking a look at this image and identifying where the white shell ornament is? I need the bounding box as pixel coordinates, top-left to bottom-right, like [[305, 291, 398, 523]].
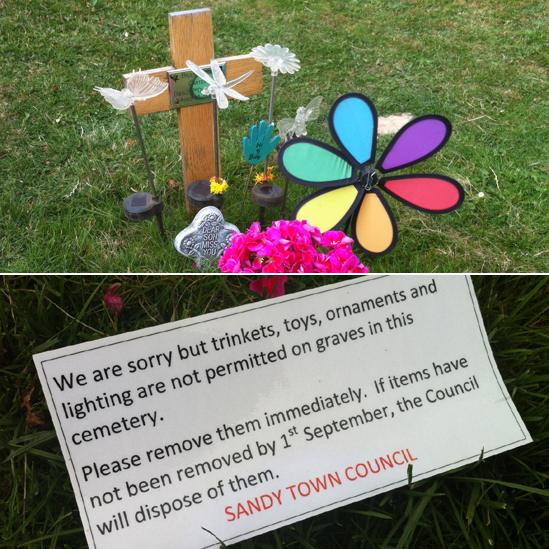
[[94, 72, 168, 110], [251, 44, 301, 75], [174, 207, 239, 268], [125, 72, 168, 99]]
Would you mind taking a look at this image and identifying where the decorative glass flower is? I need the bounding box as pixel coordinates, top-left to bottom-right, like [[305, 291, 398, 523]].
[[94, 72, 168, 110], [186, 59, 253, 109], [251, 44, 301, 76]]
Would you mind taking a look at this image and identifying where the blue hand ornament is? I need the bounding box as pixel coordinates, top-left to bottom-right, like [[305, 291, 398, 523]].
[[243, 120, 281, 165]]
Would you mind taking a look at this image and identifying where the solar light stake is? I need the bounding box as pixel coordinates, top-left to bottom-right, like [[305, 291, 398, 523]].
[[263, 73, 278, 178], [130, 105, 158, 196], [155, 209, 166, 238], [281, 133, 295, 216], [281, 176, 289, 216], [213, 102, 221, 179], [126, 104, 166, 239], [268, 74, 277, 123]]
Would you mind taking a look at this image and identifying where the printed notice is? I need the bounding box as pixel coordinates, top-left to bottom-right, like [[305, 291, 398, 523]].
[[33, 276, 531, 549]]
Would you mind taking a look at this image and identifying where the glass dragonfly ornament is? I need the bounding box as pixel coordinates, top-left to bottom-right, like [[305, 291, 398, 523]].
[[185, 59, 253, 109], [278, 93, 464, 256]]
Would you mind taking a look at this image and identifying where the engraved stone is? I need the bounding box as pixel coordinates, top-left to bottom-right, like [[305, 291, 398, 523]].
[[174, 207, 239, 268]]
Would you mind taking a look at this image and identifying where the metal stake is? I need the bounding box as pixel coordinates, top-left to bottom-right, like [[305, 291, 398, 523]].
[[130, 104, 157, 195], [263, 73, 278, 178], [213, 102, 221, 179], [281, 176, 289, 216], [129, 104, 165, 239], [281, 133, 295, 217], [155, 211, 167, 239], [259, 206, 266, 228]]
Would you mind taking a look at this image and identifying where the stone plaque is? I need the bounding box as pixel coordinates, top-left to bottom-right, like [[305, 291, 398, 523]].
[[174, 206, 239, 268]]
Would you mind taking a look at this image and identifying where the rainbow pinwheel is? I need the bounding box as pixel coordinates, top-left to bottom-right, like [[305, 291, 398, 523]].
[[278, 93, 464, 255]]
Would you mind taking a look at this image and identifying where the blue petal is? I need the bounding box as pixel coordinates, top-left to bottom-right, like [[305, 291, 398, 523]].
[[330, 94, 377, 166]]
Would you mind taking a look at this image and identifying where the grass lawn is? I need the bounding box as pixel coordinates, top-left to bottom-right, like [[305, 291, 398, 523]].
[[1, 0, 548, 273], [1, 275, 548, 547]]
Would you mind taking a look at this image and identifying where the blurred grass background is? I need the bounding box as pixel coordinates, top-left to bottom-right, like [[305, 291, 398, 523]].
[[0, 275, 547, 547], [1, 0, 548, 272]]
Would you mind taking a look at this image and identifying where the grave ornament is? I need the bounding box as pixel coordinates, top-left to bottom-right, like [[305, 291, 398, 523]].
[[278, 93, 465, 256], [174, 206, 239, 268]]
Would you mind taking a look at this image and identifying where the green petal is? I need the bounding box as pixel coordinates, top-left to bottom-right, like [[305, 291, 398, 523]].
[[281, 141, 353, 184]]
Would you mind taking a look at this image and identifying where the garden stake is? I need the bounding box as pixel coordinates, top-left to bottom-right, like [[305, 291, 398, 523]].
[[281, 176, 289, 217], [263, 73, 277, 179], [213, 102, 220, 179], [130, 105, 157, 196], [129, 104, 166, 239], [255, 73, 279, 228]]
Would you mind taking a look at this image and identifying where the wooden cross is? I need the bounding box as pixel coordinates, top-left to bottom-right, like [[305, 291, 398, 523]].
[[122, 7, 263, 210]]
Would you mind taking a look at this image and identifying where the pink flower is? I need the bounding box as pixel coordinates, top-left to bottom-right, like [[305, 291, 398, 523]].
[[103, 283, 124, 315], [218, 220, 369, 273], [249, 276, 289, 298], [319, 230, 354, 248]]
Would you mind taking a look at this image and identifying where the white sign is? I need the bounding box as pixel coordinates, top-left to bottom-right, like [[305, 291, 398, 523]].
[[34, 276, 531, 549]]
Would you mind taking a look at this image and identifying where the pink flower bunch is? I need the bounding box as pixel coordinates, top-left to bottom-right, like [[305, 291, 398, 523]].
[[219, 220, 369, 273], [249, 276, 289, 298]]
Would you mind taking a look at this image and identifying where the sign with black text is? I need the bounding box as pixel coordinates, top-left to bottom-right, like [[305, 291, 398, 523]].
[[34, 276, 531, 549]]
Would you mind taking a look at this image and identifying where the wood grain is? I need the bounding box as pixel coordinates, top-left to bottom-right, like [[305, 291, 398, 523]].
[[170, 9, 216, 208], [219, 54, 263, 98], [123, 66, 172, 116]]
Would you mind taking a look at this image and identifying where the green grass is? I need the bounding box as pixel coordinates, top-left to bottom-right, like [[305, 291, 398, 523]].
[[1, 0, 548, 272], [1, 275, 548, 548]]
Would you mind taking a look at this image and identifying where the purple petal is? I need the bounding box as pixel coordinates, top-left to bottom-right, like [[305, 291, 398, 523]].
[[377, 116, 451, 173]]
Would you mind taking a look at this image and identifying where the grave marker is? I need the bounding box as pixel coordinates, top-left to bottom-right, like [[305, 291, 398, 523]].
[[123, 8, 264, 210]]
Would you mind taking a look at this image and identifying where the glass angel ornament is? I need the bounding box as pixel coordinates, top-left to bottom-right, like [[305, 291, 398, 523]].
[[94, 72, 168, 111], [278, 96, 323, 142]]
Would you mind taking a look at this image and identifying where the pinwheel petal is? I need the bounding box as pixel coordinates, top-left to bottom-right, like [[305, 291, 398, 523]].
[[294, 185, 361, 232], [352, 189, 398, 255], [278, 138, 355, 188], [329, 93, 378, 166], [380, 174, 464, 213], [377, 115, 451, 173]]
